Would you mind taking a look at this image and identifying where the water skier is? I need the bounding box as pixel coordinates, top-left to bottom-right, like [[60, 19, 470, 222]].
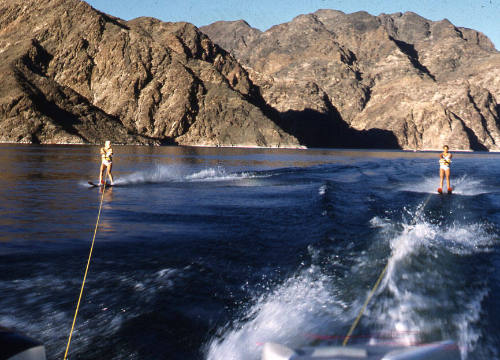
[[99, 140, 114, 186], [438, 145, 452, 194]]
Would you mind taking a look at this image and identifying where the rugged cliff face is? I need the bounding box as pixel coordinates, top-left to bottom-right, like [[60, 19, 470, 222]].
[[202, 10, 500, 150], [0, 0, 299, 147], [2, 1, 499, 150]]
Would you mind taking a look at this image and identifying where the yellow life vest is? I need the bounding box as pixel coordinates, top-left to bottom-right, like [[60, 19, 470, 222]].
[[439, 154, 451, 166], [101, 147, 112, 162]]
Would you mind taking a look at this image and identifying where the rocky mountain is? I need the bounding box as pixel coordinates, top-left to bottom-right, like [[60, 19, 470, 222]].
[[0, 0, 299, 147], [201, 10, 500, 150], [2, 1, 499, 150]]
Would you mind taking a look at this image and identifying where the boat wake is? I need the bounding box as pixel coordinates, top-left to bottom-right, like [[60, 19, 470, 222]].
[[399, 174, 491, 196], [83, 165, 271, 186], [206, 198, 498, 360], [206, 266, 349, 360], [120, 165, 268, 185], [373, 213, 495, 358]]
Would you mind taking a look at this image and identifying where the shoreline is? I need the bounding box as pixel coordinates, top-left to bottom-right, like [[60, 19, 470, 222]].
[[1, 141, 499, 152]]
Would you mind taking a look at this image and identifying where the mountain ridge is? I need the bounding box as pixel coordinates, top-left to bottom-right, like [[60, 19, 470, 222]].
[[201, 9, 500, 150], [1, 0, 499, 150], [0, 0, 299, 147]]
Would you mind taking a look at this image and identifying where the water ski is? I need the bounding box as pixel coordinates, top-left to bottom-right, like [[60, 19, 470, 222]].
[[88, 181, 113, 188], [437, 187, 452, 194]]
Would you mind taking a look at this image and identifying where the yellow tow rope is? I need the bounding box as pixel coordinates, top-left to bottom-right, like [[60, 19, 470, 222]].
[[342, 262, 389, 346], [63, 174, 108, 359], [342, 193, 433, 346]]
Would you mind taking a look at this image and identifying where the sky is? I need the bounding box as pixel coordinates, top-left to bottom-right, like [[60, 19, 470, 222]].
[[85, 0, 499, 49]]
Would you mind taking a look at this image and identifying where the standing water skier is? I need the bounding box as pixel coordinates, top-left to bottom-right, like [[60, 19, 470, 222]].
[[438, 145, 452, 194], [99, 140, 114, 186]]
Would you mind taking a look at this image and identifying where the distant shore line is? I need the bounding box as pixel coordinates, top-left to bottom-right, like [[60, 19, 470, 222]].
[[2, 141, 500, 152]]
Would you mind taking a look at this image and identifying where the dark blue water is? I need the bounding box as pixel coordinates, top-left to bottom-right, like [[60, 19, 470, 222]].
[[0, 145, 499, 360]]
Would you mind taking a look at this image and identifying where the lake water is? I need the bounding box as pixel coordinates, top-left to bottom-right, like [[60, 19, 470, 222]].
[[0, 144, 499, 360]]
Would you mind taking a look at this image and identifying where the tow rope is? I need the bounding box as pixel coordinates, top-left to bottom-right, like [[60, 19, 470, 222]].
[[343, 193, 433, 346], [63, 174, 108, 359]]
